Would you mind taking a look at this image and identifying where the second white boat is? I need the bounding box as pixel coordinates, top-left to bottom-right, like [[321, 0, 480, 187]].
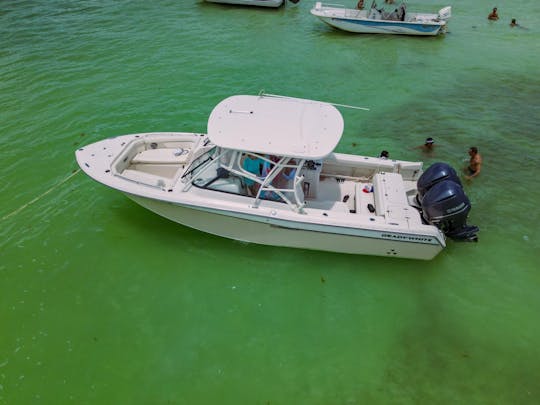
[[311, 1, 451, 36]]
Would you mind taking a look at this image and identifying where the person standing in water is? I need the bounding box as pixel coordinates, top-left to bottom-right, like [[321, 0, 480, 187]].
[[488, 7, 499, 20], [465, 147, 482, 180]]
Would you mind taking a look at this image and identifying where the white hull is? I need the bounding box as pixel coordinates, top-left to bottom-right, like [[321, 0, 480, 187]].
[[76, 130, 447, 260], [206, 0, 284, 7], [128, 194, 443, 259]]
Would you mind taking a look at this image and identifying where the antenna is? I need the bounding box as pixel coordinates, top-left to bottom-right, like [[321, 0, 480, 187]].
[[259, 91, 370, 111]]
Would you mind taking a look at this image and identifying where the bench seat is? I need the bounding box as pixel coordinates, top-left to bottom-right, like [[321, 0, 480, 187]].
[[373, 172, 422, 224], [121, 169, 168, 188], [132, 148, 190, 165]]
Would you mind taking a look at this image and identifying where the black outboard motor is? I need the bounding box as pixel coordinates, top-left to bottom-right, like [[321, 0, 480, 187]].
[[416, 162, 461, 205], [417, 163, 479, 242], [421, 180, 479, 241]]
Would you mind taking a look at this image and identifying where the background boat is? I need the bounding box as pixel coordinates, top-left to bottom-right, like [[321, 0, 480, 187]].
[[311, 2, 451, 35]]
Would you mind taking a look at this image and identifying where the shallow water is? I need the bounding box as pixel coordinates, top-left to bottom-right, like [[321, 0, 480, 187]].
[[1, 0, 539, 403]]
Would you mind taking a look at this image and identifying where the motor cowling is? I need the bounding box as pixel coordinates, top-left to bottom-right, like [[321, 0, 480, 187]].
[[416, 162, 461, 205], [438, 6, 452, 21], [421, 179, 479, 242]]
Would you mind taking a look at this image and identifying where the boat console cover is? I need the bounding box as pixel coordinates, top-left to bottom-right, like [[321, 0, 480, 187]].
[[207, 95, 344, 160]]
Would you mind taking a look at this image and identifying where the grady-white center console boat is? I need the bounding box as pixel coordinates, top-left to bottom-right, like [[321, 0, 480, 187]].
[[76, 94, 478, 260]]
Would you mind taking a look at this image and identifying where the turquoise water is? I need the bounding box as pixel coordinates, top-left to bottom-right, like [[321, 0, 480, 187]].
[[1, 0, 539, 403]]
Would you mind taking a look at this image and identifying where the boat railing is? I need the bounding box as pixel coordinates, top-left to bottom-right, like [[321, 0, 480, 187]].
[[252, 156, 306, 213], [314, 2, 365, 18], [230, 152, 307, 212], [234, 153, 304, 209], [182, 148, 308, 213], [317, 2, 346, 8]]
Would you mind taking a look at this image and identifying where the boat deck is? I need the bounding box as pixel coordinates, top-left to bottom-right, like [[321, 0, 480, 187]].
[[306, 174, 422, 225]]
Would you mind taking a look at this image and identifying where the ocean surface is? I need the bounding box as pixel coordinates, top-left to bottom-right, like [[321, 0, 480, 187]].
[[1, 0, 539, 403]]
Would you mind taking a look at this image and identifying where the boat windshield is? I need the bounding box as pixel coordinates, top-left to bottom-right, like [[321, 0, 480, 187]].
[[184, 147, 306, 212]]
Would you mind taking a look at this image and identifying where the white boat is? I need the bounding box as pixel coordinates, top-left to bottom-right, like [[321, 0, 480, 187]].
[[311, 1, 451, 36], [76, 94, 478, 260], [205, 0, 285, 8]]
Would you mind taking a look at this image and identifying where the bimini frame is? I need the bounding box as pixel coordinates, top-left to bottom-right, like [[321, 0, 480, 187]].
[[182, 146, 307, 213]]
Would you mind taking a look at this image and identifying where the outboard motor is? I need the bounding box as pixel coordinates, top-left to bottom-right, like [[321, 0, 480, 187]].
[[421, 179, 479, 242], [416, 162, 461, 205], [417, 163, 479, 242], [437, 6, 452, 21]]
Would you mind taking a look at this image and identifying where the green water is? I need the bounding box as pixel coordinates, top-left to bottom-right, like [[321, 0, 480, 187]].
[[1, 0, 539, 403]]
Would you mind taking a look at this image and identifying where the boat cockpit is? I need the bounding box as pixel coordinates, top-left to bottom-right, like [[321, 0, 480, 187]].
[[182, 147, 309, 212], [368, 1, 406, 21]]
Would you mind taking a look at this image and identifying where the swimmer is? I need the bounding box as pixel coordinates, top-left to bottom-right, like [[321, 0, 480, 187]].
[[464, 146, 482, 180], [509, 18, 527, 29], [488, 7, 499, 21], [414, 137, 436, 154]]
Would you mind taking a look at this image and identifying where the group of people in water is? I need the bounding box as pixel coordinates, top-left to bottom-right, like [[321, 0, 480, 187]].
[[488, 7, 525, 28], [379, 138, 483, 181]]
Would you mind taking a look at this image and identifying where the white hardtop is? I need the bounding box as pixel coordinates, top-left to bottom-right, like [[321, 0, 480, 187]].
[[207, 94, 344, 160]]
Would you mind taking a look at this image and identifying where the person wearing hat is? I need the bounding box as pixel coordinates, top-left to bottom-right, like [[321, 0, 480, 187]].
[[414, 137, 436, 154]]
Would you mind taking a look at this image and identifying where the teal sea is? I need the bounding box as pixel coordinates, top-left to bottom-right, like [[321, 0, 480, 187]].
[[1, 0, 539, 403]]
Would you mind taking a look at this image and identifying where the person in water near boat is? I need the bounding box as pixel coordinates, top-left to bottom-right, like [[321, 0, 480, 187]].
[[510, 18, 528, 29], [379, 150, 390, 159], [509, 18, 527, 28], [464, 146, 482, 180], [414, 137, 436, 154], [488, 7, 499, 20]]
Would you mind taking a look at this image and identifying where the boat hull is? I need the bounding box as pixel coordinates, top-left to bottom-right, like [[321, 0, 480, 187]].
[[127, 194, 444, 260], [315, 16, 443, 35]]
